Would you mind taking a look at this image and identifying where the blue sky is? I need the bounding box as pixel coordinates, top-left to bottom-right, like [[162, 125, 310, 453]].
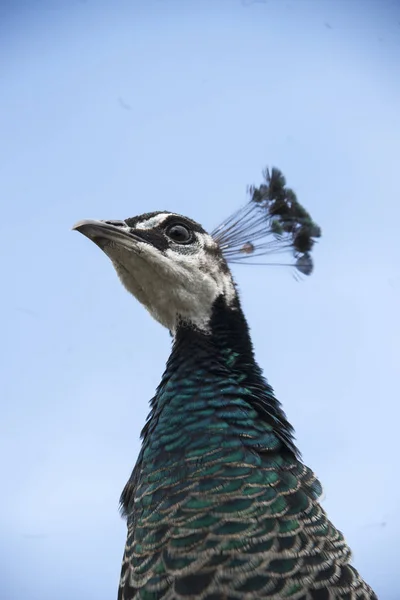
[[1, 1, 399, 598]]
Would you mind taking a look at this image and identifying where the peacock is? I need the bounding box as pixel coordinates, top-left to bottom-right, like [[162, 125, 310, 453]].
[[73, 168, 377, 600]]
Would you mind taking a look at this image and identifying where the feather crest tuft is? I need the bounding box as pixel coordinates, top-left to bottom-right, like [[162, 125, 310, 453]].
[[212, 167, 321, 276]]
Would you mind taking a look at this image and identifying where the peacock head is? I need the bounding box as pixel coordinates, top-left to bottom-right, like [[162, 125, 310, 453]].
[[73, 211, 237, 333], [73, 168, 321, 334]]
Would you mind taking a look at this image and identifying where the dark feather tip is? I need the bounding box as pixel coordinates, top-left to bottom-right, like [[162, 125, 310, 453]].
[[212, 166, 321, 276]]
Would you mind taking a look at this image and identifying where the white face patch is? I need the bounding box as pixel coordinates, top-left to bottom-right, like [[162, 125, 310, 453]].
[[159, 239, 237, 332], [107, 226, 237, 334], [75, 213, 238, 334]]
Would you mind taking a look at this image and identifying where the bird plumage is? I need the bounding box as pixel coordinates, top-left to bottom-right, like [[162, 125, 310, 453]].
[[73, 169, 377, 599]]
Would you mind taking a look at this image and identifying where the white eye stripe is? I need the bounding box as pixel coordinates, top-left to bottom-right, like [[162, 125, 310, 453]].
[[135, 213, 173, 230]]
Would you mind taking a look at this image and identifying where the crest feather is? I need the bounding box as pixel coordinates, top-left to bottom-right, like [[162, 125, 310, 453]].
[[212, 167, 321, 276]]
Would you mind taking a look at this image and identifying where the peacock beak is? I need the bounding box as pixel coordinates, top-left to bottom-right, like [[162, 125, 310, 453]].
[[72, 219, 143, 250]]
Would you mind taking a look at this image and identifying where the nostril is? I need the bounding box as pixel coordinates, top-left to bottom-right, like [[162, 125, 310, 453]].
[[105, 220, 126, 227]]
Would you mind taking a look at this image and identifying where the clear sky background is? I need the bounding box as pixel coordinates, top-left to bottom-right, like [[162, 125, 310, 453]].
[[1, 1, 399, 598]]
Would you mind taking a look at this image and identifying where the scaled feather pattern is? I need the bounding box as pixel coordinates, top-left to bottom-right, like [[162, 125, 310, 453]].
[[118, 299, 377, 600]]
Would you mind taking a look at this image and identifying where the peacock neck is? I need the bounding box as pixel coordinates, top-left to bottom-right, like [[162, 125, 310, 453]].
[[171, 295, 257, 384], [120, 294, 298, 517], [141, 294, 298, 459]]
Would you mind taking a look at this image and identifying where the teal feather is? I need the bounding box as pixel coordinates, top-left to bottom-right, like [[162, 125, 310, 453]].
[[118, 296, 377, 600]]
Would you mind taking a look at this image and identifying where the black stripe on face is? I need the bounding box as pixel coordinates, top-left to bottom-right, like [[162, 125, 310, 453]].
[[131, 228, 170, 252], [124, 212, 208, 252]]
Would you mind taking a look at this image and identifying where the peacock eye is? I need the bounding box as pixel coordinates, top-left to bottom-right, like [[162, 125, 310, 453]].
[[165, 223, 193, 244]]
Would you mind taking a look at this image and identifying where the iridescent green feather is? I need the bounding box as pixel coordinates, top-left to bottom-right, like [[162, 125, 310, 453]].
[[118, 298, 377, 600]]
